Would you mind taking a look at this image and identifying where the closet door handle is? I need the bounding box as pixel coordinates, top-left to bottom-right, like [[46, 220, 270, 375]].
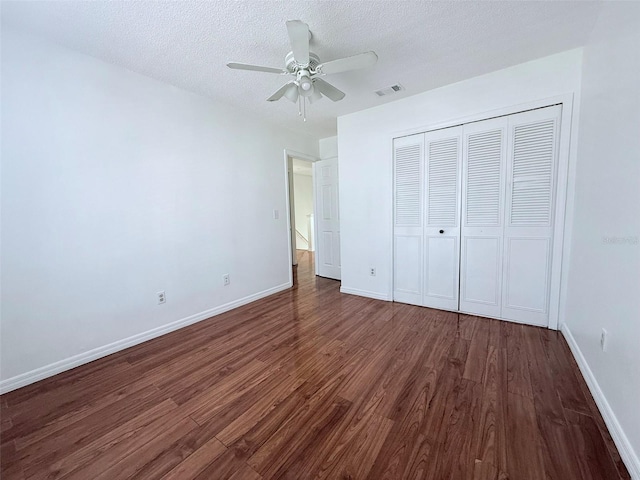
[[439, 229, 444, 234]]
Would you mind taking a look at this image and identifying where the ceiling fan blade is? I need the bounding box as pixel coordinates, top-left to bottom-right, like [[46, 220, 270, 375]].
[[313, 78, 345, 102], [286, 20, 310, 66], [227, 62, 286, 74], [267, 82, 297, 102], [316, 51, 378, 75]]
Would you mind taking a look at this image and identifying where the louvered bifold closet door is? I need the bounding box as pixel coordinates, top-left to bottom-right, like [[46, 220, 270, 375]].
[[393, 134, 424, 306], [459, 117, 508, 318], [502, 105, 561, 325], [423, 126, 463, 311]]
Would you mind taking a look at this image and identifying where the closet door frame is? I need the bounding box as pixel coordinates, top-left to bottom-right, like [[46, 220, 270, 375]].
[[389, 94, 576, 330]]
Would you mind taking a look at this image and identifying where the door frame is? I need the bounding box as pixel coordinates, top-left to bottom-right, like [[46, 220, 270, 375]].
[[283, 149, 320, 286], [389, 93, 577, 330]]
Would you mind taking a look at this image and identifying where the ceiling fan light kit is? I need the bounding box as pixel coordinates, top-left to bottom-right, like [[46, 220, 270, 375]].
[[308, 85, 323, 103], [227, 20, 378, 121], [283, 83, 299, 103]]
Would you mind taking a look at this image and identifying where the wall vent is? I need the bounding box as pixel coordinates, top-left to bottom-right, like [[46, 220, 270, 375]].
[[375, 84, 405, 96]]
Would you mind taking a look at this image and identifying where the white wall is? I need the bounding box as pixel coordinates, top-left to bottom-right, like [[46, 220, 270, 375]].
[[562, 3, 640, 477], [293, 172, 313, 250], [319, 136, 338, 160], [337, 49, 583, 300], [0, 30, 318, 390]]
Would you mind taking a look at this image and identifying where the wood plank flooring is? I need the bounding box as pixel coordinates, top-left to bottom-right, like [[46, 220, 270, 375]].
[[0, 251, 630, 479]]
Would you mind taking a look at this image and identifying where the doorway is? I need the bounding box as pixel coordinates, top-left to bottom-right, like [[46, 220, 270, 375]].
[[285, 150, 319, 286], [291, 157, 315, 263], [284, 149, 341, 286]]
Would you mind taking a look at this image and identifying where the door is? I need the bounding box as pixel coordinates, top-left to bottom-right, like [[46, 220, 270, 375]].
[[459, 117, 508, 318], [314, 157, 341, 280], [423, 126, 463, 311], [391, 104, 563, 327], [393, 134, 424, 306], [502, 105, 561, 325]]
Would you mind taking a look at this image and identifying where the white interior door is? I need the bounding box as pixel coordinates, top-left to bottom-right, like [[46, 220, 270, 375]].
[[502, 105, 561, 325], [393, 134, 424, 306], [423, 126, 462, 311], [314, 157, 341, 280], [459, 117, 508, 318]]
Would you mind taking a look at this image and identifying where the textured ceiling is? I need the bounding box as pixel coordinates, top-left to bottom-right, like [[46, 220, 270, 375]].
[[2, 1, 602, 139]]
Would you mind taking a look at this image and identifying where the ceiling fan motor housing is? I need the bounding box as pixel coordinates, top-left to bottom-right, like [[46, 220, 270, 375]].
[[285, 52, 320, 73]]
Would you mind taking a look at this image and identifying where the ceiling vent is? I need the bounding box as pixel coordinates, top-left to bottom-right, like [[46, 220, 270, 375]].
[[375, 84, 405, 96]]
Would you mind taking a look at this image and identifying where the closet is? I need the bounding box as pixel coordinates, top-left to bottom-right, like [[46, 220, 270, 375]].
[[393, 105, 562, 327]]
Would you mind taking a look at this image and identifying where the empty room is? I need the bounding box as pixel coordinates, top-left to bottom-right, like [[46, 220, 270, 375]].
[[1, 1, 639, 479]]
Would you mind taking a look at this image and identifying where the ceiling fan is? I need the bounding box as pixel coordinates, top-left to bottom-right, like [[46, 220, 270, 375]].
[[227, 20, 378, 121]]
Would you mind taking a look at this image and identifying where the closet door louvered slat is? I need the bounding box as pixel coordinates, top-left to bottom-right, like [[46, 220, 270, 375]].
[[427, 138, 459, 227], [395, 143, 422, 226], [510, 119, 555, 226], [393, 134, 424, 306], [459, 117, 507, 318], [423, 127, 462, 311], [502, 105, 561, 325]]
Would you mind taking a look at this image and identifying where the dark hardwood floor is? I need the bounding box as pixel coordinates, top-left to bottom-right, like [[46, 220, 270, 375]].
[[0, 250, 630, 479]]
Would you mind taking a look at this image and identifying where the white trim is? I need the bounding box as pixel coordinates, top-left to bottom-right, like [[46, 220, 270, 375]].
[[340, 286, 391, 301], [285, 149, 320, 163], [558, 93, 582, 334], [548, 96, 574, 331], [0, 282, 292, 394], [388, 134, 396, 303], [561, 323, 640, 480], [285, 155, 296, 268], [390, 94, 573, 140], [312, 161, 319, 276]]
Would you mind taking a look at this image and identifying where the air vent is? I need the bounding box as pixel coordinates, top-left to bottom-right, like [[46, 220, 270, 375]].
[[375, 84, 405, 96]]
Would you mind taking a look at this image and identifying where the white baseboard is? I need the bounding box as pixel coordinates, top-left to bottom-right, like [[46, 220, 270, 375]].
[[0, 282, 292, 395], [561, 323, 640, 480], [339, 286, 391, 302]]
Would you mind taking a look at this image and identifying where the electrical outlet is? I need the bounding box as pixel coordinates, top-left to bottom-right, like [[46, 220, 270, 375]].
[[600, 328, 608, 352], [273, 209, 279, 220], [369, 267, 376, 276], [223, 274, 230, 286], [157, 291, 166, 304]]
